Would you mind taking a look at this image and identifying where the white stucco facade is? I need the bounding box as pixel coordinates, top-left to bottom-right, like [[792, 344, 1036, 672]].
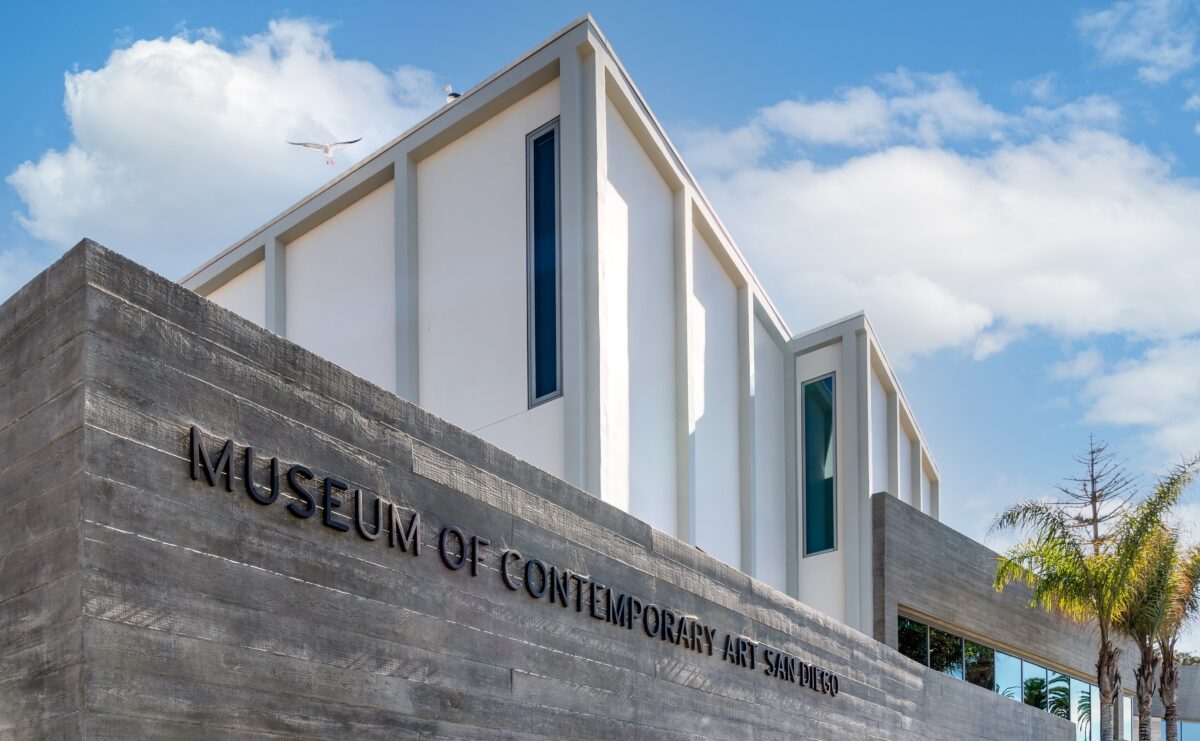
[[181, 16, 941, 636], [285, 180, 396, 391], [206, 258, 265, 328]]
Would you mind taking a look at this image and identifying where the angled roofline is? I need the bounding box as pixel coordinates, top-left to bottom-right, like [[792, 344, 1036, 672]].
[[179, 14, 792, 338], [789, 310, 940, 479], [180, 14, 593, 286]]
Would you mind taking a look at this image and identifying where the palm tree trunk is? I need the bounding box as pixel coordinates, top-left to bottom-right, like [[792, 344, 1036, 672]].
[[1098, 639, 1121, 741], [1160, 639, 1179, 741], [1134, 637, 1158, 741]]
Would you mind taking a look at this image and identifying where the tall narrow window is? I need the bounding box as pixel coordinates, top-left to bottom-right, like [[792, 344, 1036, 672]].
[[803, 374, 836, 555], [527, 120, 561, 406]]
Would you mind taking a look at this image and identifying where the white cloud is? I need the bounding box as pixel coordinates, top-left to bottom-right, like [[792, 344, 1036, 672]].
[[738, 71, 1005, 151], [681, 70, 1121, 177], [1077, 0, 1200, 83], [1082, 338, 1200, 458], [680, 69, 1200, 468], [6, 19, 443, 280], [1014, 73, 1060, 103], [689, 125, 1200, 364], [1050, 347, 1104, 380]]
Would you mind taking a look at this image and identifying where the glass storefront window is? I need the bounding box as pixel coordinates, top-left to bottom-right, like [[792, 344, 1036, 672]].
[[965, 640, 995, 691], [995, 651, 1022, 701], [1048, 673, 1071, 720], [929, 626, 964, 679], [1022, 660, 1048, 710], [1071, 678, 1093, 741], [898, 617, 928, 666], [889, 616, 1122, 734]]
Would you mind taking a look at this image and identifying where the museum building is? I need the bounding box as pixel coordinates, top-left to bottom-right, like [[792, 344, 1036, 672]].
[[3, 14, 1197, 740]]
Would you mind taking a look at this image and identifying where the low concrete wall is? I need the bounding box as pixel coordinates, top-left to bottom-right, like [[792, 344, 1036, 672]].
[[872, 491, 1138, 689], [1152, 665, 1200, 721], [1, 241, 1072, 739], [0, 244, 89, 738]]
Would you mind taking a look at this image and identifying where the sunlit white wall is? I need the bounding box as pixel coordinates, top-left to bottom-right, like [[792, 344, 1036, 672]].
[[286, 181, 396, 391]]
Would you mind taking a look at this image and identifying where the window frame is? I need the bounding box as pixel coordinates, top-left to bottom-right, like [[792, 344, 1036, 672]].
[[802, 372, 838, 557], [525, 117, 563, 408]]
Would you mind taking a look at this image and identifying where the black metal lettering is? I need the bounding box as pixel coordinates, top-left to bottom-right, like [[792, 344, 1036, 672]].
[[354, 489, 383, 541], [671, 615, 687, 646], [606, 590, 627, 627], [830, 675, 839, 697], [548, 566, 570, 607], [469, 535, 490, 576], [322, 477, 351, 532], [388, 506, 420, 554], [500, 549, 522, 590], [439, 525, 467, 570], [589, 582, 607, 620], [722, 634, 736, 662], [524, 559, 547, 598], [660, 609, 675, 641], [628, 597, 643, 630], [286, 464, 316, 518], [763, 648, 777, 677], [568, 573, 587, 612], [642, 604, 660, 637], [242, 447, 279, 505], [190, 426, 232, 491], [703, 625, 717, 655]]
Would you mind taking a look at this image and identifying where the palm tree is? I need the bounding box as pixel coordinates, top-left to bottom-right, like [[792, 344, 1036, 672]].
[[1115, 524, 1177, 741], [992, 462, 1194, 741], [1158, 542, 1200, 741]]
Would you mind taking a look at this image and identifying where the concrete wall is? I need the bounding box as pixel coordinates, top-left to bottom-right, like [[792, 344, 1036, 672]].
[[286, 180, 396, 391], [417, 80, 562, 478], [600, 96, 676, 533], [0, 245, 88, 740], [205, 258, 264, 328], [2, 241, 1075, 740], [872, 491, 1137, 686], [1152, 665, 1200, 721]]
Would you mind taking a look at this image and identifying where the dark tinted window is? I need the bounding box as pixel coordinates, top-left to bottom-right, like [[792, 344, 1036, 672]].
[[529, 124, 559, 403], [803, 375, 836, 554], [965, 640, 995, 691], [898, 617, 928, 665], [929, 626, 964, 679]]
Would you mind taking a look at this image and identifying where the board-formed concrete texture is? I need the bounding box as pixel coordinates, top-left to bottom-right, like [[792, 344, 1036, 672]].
[[1, 241, 1073, 739], [871, 491, 1139, 687]]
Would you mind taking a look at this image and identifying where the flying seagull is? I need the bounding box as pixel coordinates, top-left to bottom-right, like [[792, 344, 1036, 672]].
[[287, 138, 362, 165]]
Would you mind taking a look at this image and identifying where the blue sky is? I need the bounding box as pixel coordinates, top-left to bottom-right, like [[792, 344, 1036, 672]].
[[4, 2, 1200, 627]]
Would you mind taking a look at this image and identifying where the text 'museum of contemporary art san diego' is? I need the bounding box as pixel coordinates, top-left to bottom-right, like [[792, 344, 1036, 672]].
[[3, 14, 1197, 740]]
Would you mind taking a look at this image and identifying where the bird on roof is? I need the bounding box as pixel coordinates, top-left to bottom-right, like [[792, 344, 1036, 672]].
[[287, 138, 362, 165], [444, 84, 461, 104]]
